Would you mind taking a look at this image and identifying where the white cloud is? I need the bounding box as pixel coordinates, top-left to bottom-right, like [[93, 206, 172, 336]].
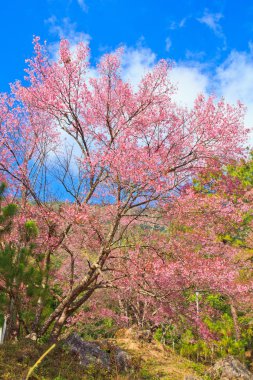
[[120, 44, 253, 141], [197, 9, 227, 50], [197, 10, 223, 35], [46, 16, 91, 43], [215, 50, 253, 103], [77, 0, 88, 12], [170, 65, 208, 107], [215, 50, 253, 136], [169, 17, 187, 30], [119, 45, 208, 108], [185, 50, 206, 60], [121, 46, 156, 90], [45, 16, 91, 58], [165, 37, 172, 52]]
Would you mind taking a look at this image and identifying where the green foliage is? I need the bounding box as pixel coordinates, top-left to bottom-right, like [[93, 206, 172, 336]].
[[0, 182, 18, 236], [24, 220, 39, 240], [173, 320, 247, 364], [227, 151, 253, 188], [204, 313, 246, 358], [205, 294, 230, 313], [138, 366, 157, 379], [0, 182, 54, 338], [152, 291, 253, 365], [153, 324, 179, 346], [73, 317, 116, 341], [178, 330, 210, 362]]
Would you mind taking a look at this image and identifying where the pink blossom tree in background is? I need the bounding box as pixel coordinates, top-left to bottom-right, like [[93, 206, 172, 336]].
[[80, 184, 253, 341], [0, 37, 249, 341]]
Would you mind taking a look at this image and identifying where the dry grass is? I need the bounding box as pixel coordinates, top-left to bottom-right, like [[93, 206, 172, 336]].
[[111, 328, 206, 380], [0, 330, 207, 380]]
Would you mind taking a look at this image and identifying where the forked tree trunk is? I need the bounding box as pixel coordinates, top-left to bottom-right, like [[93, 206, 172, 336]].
[[49, 309, 68, 342]]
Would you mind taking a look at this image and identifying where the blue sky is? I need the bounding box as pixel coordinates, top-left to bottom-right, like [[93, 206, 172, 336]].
[[1, 0, 253, 130]]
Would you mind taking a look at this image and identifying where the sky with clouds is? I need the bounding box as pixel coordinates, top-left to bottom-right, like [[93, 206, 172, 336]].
[[1, 0, 253, 135]]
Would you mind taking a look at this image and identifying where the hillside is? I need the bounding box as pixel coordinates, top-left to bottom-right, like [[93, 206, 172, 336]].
[[0, 331, 206, 380]]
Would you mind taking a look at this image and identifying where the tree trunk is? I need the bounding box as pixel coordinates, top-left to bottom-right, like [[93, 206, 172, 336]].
[[49, 309, 68, 342], [230, 297, 241, 340], [5, 296, 19, 341]]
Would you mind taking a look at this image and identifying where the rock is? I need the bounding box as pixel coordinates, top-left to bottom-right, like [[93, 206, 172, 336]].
[[113, 346, 132, 372], [65, 333, 110, 369], [64, 333, 132, 373], [207, 355, 253, 379]]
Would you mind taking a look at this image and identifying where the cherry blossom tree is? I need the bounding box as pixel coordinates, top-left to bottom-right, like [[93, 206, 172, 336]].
[[0, 37, 249, 340], [100, 184, 253, 341]]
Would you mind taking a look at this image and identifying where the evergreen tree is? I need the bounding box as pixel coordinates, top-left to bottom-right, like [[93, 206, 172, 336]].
[[0, 183, 42, 340]]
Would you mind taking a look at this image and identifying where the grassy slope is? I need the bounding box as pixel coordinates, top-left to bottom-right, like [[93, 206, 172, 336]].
[[0, 334, 206, 380], [112, 329, 205, 380]]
